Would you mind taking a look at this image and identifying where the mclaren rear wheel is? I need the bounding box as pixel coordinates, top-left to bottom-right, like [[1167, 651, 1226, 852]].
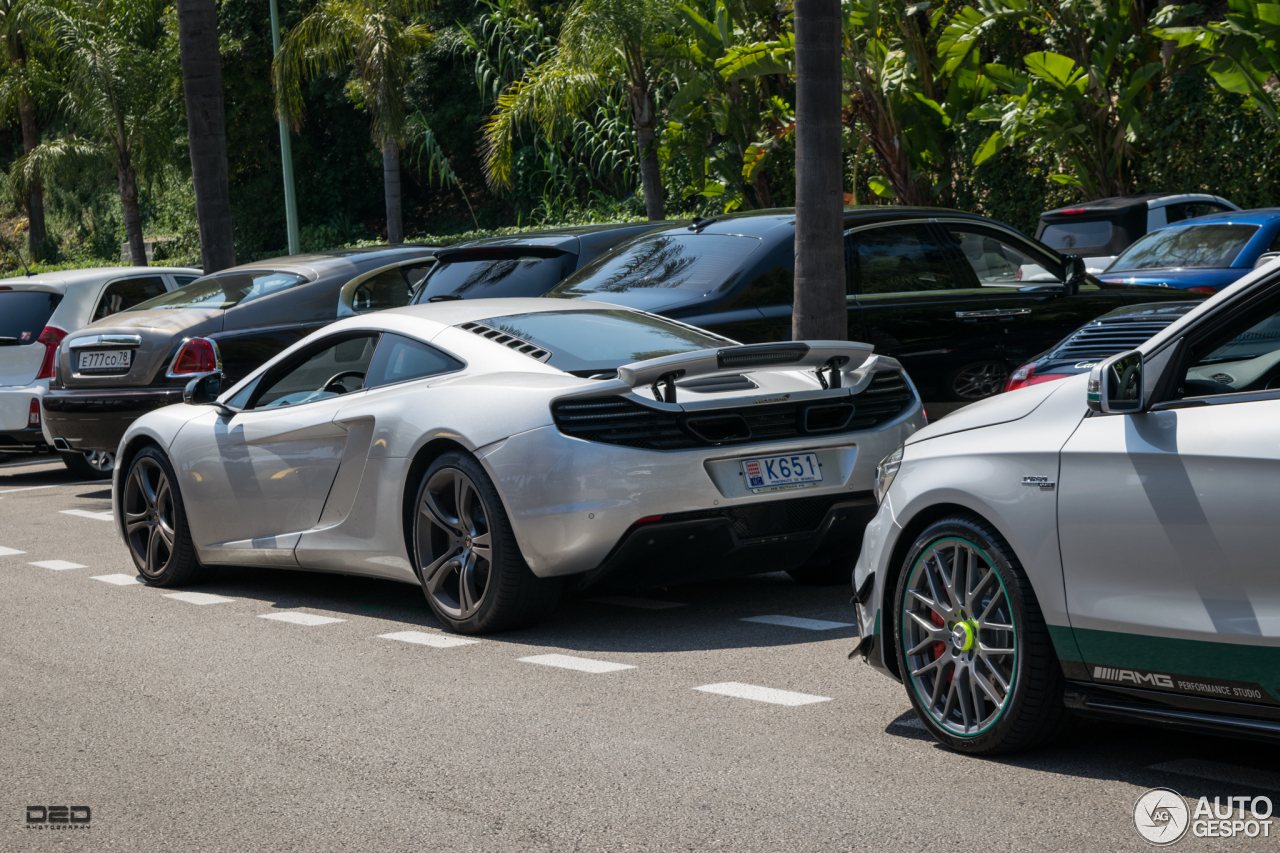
[[412, 451, 562, 634], [893, 514, 1071, 754]]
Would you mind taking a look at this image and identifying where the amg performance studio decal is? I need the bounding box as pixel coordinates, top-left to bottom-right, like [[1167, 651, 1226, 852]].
[[1091, 665, 1280, 705]]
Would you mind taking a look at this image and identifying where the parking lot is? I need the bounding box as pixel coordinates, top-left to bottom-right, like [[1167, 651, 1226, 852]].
[[1, 455, 1277, 851]]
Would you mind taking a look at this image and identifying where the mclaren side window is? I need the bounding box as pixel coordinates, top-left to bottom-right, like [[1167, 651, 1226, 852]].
[[364, 334, 463, 388], [247, 333, 380, 410]]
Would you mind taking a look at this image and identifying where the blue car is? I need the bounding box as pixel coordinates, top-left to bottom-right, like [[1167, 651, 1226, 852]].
[[1097, 208, 1280, 293]]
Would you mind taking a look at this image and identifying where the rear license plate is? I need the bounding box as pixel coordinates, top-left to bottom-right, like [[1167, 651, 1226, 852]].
[[77, 349, 133, 374], [741, 452, 822, 492]]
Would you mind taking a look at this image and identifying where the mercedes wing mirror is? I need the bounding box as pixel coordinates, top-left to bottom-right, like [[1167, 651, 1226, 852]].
[[183, 371, 229, 413], [1062, 254, 1087, 296], [1087, 350, 1143, 414]]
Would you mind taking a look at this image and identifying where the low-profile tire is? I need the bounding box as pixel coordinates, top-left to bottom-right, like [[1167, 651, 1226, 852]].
[[61, 449, 115, 480], [412, 451, 562, 634], [121, 447, 207, 586], [893, 514, 1071, 755]]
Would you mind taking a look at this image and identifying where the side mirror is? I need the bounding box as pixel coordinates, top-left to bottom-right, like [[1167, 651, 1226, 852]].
[[183, 371, 224, 406], [1087, 350, 1143, 414], [1062, 254, 1087, 296], [1254, 251, 1280, 270]]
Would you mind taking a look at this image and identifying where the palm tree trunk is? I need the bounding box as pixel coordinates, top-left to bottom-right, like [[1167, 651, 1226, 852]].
[[383, 142, 403, 244], [176, 0, 236, 272], [8, 34, 45, 262], [118, 163, 147, 266], [627, 85, 664, 221], [793, 0, 847, 341]]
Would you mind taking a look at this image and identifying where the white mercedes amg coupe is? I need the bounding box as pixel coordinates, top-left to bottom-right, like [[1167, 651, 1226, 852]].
[[112, 299, 923, 633]]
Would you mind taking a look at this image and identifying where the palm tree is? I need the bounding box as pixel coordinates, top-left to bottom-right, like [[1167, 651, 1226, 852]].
[[12, 0, 177, 266], [0, 0, 49, 261], [481, 0, 673, 221], [792, 0, 846, 340], [176, 0, 236, 272], [273, 0, 434, 245]]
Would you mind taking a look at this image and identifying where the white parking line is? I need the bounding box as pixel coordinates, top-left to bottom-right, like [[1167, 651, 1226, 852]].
[[518, 654, 635, 674], [592, 595, 687, 610], [379, 631, 479, 648], [0, 546, 26, 556], [1150, 759, 1280, 793], [258, 612, 346, 626], [91, 574, 143, 586], [0, 481, 97, 494], [693, 682, 832, 706], [741, 614, 854, 631], [30, 560, 86, 571], [60, 509, 113, 522], [164, 592, 235, 606]]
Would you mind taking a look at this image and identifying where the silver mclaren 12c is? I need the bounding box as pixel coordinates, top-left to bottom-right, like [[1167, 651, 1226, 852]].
[[112, 299, 924, 633]]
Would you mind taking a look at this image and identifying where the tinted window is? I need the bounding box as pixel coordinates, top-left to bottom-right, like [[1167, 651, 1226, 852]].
[[365, 334, 462, 387], [553, 234, 758, 296], [0, 291, 61, 345], [1108, 224, 1259, 271], [417, 255, 573, 301], [351, 268, 418, 313], [1041, 220, 1114, 251], [94, 276, 167, 321], [854, 225, 955, 294], [1166, 202, 1230, 223], [132, 270, 307, 311], [945, 227, 1040, 286], [476, 309, 727, 375], [250, 334, 379, 409], [173, 276, 199, 286]]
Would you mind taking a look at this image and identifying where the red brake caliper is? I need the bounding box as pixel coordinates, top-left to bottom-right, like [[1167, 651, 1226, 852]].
[[930, 610, 946, 660]]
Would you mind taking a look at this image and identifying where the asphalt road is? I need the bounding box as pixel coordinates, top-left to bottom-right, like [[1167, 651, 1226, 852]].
[[2, 454, 1278, 852]]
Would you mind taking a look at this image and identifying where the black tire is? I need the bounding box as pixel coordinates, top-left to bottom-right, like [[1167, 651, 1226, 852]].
[[412, 451, 562, 634], [120, 447, 208, 586], [60, 449, 115, 480], [893, 514, 1071, 755]]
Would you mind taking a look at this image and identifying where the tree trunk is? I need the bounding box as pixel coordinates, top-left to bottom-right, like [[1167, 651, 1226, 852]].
[[118, 163, 147, 266], [383, 142, 403, 244], [8, 34, 45, 262], [176, 0, 236, 272], [793, 0, 847, 341], [628, 85, 665, 221]]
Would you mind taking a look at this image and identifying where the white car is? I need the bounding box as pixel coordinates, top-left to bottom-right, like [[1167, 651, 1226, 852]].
[[853, 264, 1280, 753], [0, 266, 200, 477], [112, 299, 923, 633]]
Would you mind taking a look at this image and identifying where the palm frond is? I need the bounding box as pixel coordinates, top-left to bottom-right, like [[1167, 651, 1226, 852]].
[[10, 136, 108, 197]]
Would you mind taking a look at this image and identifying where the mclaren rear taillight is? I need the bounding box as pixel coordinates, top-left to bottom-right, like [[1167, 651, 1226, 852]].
[[170, 338, 219, 375], [34, 326, 66, 380]]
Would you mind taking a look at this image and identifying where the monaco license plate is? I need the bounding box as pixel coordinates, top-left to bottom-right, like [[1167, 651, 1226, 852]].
[[741, 452, 822, 492], [77, 349, 133, 374]]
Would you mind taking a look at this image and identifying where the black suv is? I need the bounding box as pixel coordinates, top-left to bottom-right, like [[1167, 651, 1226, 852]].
[[548, 207, 1206, 401]]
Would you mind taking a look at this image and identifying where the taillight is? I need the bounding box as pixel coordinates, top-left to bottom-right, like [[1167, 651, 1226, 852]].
[[28, 398, 40, 426], [1005, 361, 1038, 392], [1186, 286, 1217, 295], [170, 338, 219, 375], [34, 326, 66, 380]]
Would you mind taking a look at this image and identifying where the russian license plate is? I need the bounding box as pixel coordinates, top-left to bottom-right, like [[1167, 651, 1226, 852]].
[[77, 349, 133, 374], [741, 452, 822, 492]]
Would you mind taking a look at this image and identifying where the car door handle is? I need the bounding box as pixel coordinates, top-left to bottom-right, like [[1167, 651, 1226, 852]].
[[955, 308, 1032, 319]]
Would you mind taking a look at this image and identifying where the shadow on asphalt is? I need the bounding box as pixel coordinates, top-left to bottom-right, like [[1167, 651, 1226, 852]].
[[0, 455, 103, 488], [172, 564, 860, 654]]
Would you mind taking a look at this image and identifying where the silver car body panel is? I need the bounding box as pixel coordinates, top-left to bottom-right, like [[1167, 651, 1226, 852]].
[[118, 298, 924, 586]]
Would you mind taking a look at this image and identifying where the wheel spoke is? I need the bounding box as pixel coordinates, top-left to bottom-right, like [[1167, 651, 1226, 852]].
[[422, 552, 460, 595], [456, 476, 476, 534], [982, 655, 1010, 692], [146, 526, 164, 573], [156, 519, 175, 549], [940, 677, 958, 720], [420, 475, 462, 532], [980, 620, 1014, 632], [978, 642, 1014, 656], [969, 671, 985, 726], [458, 552, 479, 615], [957, 675, 972, 730], [978, 592, 1006, 624], [974, 669, 1004, 706], [470, 531, 491, 559], [905, 610, 946, 638]]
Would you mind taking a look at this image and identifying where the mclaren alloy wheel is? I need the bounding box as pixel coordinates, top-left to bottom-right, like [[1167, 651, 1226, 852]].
[[412, 451, 562, 634], [122, 447, 206, 586], [894, 515, 1072, 754]]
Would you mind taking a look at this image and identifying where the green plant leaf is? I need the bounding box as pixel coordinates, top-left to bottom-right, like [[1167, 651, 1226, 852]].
[[868, 175, 897, 198]]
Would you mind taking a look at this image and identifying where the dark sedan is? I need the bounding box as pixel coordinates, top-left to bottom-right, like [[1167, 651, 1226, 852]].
[[548, 208, 1206, 401], [44, 246, 437, 459]]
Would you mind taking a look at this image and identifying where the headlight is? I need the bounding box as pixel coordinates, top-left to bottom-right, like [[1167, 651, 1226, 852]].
[[873, 445, 903, 506]]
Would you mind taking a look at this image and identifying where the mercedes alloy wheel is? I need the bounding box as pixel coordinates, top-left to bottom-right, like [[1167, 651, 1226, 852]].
[[949, 361, 1010, 400]]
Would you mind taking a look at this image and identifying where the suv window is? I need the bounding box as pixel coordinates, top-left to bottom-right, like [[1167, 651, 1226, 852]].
[[1166, 202, 1231, 223], [417, 254, 573, 301], [1179, 297, 1280, 399], [94, 276, 167, 321], [852, 225, 956, 294], [1041, 220, 1114, 252], [365, 334, 462, 387], [552, 235, 758, 296], [943, 226, 1041, 286], [249, 334, 380, 410]]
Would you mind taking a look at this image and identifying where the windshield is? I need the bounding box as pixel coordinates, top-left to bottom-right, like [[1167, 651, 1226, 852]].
[[416, 254, 573, 301], [476, 309, 730, 375], [1107, 224, 1259, 271], [130, 270, 308, 310], [0, 291, 61, 345], [552, 234, 758, 297]]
